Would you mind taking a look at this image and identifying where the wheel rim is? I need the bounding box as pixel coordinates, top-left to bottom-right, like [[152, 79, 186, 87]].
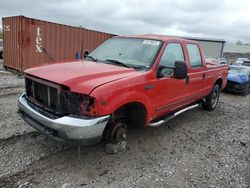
[[211, 89, 219, 108]]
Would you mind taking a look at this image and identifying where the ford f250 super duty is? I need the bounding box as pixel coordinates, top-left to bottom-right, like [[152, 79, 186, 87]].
[[18, 35, 228, 146]]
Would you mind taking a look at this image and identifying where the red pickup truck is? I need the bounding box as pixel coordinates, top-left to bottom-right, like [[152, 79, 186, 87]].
[[18, 35, 228, 146]]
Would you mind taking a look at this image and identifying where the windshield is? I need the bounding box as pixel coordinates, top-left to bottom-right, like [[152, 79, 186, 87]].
[[88, 38, 162, 69], [229, 66, 250, 75]]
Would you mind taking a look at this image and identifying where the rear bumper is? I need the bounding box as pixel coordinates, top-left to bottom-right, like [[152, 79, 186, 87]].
[[18, 93, 110, 145]]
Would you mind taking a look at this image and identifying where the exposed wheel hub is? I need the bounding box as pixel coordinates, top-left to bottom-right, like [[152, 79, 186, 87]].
[[105, 121, 127, 144]]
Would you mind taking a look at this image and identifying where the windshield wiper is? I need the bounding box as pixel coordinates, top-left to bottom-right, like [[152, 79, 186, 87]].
[[105, 59, 134, 69], [85, 55, 98, 62]]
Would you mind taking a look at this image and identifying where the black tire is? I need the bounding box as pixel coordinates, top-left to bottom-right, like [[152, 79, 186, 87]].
[[0, 51, 2, 59], [202, 84, 221, 111]]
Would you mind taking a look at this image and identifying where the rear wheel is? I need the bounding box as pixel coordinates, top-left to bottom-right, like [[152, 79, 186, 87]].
[[0, 51, 3, 59], [202, 84, 221, 111]]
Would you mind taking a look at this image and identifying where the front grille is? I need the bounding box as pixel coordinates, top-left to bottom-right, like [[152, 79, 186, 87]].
[[25, 75, 66, 115]]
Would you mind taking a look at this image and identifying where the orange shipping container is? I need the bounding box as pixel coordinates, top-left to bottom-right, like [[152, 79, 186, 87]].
[[2, 16, 115, 72]]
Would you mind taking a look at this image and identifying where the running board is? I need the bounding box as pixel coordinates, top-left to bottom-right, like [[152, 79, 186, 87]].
[[149, 104, 199, 127]]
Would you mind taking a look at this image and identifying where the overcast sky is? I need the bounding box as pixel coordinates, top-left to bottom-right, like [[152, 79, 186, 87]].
[[0, 0, 249, 42]]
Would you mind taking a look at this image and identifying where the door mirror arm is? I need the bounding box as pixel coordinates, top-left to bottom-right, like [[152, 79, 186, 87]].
[[157, 61, 187, 79]]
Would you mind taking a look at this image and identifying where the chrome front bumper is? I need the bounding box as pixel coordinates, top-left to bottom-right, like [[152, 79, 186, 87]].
[[18, 93, 110, 145]]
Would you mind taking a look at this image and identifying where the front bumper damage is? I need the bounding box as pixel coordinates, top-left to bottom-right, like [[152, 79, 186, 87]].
[[18, 93, 110, 145]]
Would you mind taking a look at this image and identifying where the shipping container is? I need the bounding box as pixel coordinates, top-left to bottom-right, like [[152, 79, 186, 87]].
[[2, 16, 115, 72]]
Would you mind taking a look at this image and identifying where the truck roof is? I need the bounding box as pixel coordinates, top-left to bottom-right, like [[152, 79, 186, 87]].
[[116, 34, 199, 44]]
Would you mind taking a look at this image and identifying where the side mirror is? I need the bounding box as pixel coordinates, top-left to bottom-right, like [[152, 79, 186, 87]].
[[173, 61, 187, 79], [157, 61, 187, 79], [83, 50, 89, 58]]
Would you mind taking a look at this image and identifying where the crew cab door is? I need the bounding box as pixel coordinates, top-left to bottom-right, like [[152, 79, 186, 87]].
[[185, 43, 205, 101], [152, 42, 190, 117]]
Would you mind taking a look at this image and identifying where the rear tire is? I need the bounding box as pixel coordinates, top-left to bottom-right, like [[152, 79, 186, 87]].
[[0, 51, 3, 59], [202, 84, 221, 111]]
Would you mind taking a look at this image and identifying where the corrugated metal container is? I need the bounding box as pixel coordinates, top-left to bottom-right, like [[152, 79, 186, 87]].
[[2, 16, 114, 72]]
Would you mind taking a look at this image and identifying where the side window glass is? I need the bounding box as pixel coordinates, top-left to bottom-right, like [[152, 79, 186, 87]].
[[187, 44, 202, 68], [159, 43, 184, 76]]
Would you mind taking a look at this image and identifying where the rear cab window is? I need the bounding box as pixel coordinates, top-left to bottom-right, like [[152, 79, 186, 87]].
[[187, 44, 202, 68]]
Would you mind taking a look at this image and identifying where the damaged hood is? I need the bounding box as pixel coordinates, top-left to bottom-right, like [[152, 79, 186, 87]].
[[227, 73, 249, 84], [25, 60, 138, 94]]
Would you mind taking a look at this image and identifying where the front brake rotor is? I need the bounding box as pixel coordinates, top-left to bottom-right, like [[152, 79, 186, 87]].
[[107, 121, 127, 144], [111, 122, 126, 143]]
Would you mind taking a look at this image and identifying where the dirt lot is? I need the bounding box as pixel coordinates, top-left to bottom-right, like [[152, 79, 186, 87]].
[[0, 63, 249, 188]]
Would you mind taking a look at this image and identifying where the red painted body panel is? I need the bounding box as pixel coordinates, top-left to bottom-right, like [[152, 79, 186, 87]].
[[26, 60, 138, 95], [24, 35, 228, 126]]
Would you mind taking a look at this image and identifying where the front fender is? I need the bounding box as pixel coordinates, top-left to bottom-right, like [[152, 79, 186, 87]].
[[97, 91, 153, 125]]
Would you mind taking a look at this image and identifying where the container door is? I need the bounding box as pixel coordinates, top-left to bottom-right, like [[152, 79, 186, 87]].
[[2, 16, 22, 71]]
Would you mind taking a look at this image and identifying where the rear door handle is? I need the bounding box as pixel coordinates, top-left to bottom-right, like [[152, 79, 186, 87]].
[[186, 76, 190, 85], [202, 73, 206, 80]]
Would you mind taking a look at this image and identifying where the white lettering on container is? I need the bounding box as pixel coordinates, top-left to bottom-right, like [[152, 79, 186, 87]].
[[35, 27, 43, 53]]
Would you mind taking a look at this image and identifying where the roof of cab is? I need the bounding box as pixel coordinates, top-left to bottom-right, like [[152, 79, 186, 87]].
[[114, 34, 199, 44]]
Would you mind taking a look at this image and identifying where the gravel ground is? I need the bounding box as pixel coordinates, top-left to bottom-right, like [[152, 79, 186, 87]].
[[0, 65, 249, 188]]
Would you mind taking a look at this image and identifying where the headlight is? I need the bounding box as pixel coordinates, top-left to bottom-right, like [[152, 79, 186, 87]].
[[65, 92, 99, 118]]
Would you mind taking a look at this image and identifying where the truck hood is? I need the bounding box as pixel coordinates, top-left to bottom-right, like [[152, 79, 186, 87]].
[[227, 73, 249, 84], [25, 60, 138, 94]]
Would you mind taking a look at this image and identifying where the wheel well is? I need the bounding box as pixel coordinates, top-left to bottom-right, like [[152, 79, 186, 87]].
[[112, 102, 147, 128], [215, 78, 223, 89]]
